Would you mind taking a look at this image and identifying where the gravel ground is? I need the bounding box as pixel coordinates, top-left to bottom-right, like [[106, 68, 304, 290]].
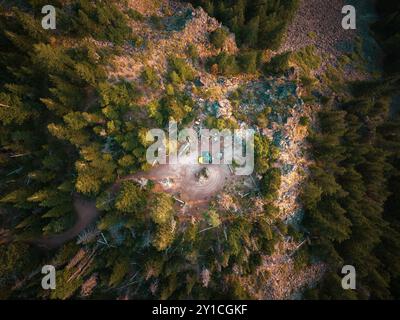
[[279, 0, 357, 58], [278, 0, 382, 80]]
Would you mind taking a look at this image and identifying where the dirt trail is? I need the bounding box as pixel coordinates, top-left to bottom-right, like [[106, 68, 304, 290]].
[[34, 155, 234, 249], [33, 195, 99, 250]]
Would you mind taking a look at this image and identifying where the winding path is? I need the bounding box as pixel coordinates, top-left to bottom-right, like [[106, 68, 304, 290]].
[[34, 152, 235, 249], [33, 194, 99, 250]]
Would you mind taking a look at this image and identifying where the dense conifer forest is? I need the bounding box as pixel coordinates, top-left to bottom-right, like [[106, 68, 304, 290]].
[[186, 0, 299, 49], [302, 0, 400, 299]]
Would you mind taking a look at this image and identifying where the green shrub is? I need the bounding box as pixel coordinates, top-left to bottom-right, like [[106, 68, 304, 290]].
[[187, 44, 199, 61], [210, 28, 229, 49], [308, 31, 317, 39], [299, 116, 310, 126], [168, 56, 195, 82], [127, 9, 144, 21], [300, 75, 315, 90], [141, 66, 160, 89], [237, 50, 259, 74], [260, 168, 281, 200], [208, 52, 239, 76], [264, 52, 291, 75], [291, 46, 321, 76]]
